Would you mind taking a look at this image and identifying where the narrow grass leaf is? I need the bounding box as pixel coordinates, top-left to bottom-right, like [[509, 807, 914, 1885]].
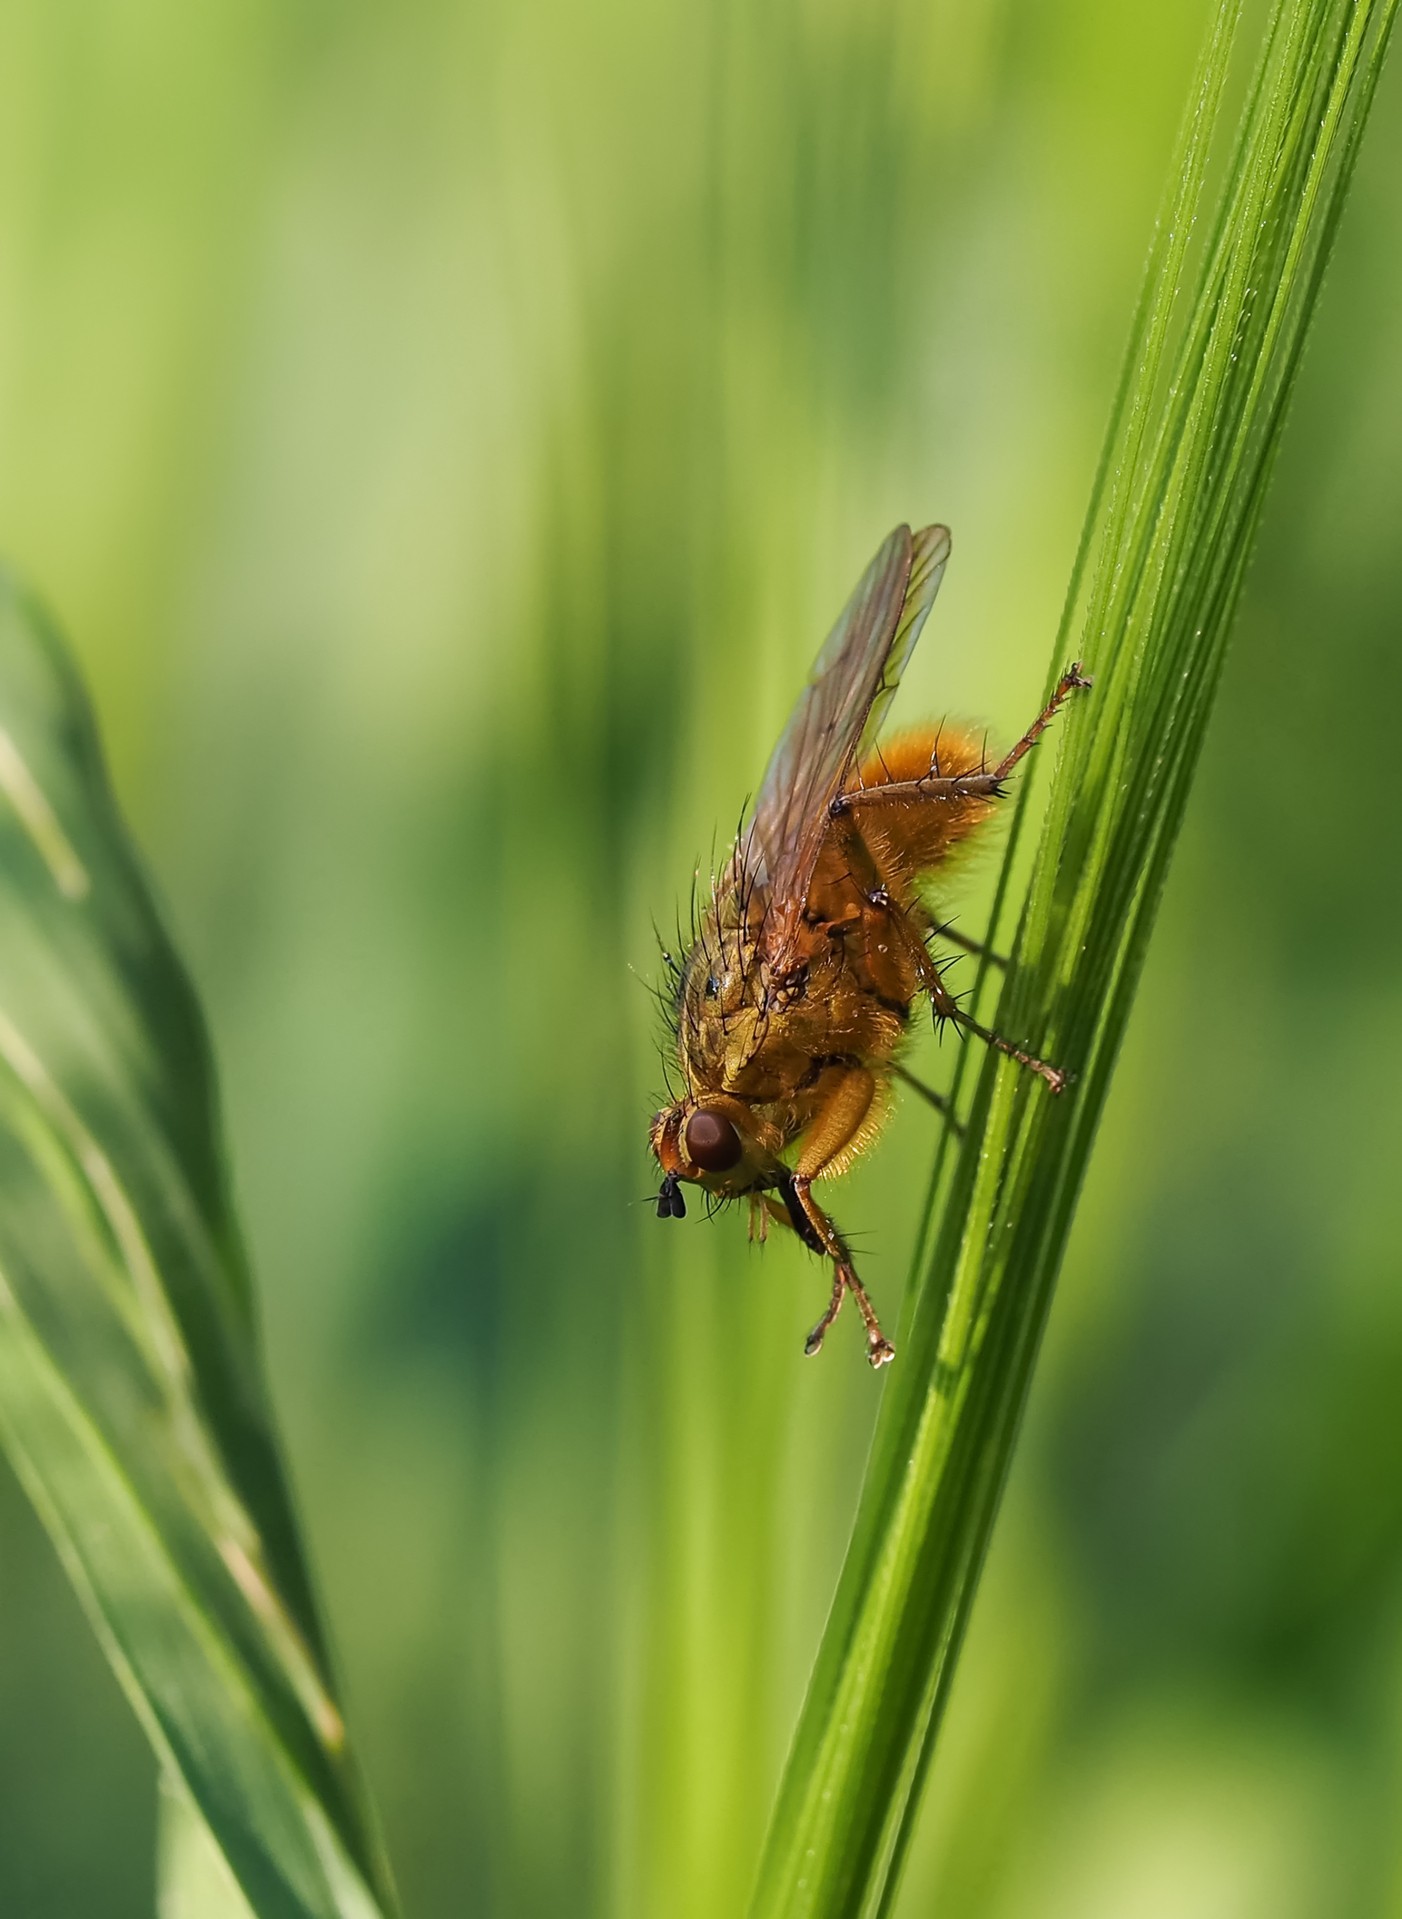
[[158, 1776, 259, 1918], [0, 580, 398, 1919]]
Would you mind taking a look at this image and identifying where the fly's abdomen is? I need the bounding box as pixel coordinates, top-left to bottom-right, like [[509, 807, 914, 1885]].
[[852, 726, 998, 885]]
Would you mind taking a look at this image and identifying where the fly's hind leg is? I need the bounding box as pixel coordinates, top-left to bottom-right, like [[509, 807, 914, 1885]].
[[988, 664, 1094, 783], [831, 665, 1092, 816]]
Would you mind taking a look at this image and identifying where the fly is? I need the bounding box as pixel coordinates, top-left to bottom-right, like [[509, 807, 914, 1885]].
[[649, 524, 1090, 1367]]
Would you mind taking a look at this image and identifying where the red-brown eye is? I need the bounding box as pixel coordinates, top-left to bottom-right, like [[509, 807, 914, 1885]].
[[685, 1108, 743, 1172]]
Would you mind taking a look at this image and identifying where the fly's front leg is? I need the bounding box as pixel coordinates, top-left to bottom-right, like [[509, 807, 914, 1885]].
[[780, 1172, 895, 1368], [758, 1183, 849, 1344], [758, 1063, 897, 1367], [792, 1069, 895, 1365], [830, 665, 1092, 815]]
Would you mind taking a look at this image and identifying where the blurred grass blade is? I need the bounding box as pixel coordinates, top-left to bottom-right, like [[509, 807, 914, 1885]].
[[158, 1776, 257, 1918], [0, 580, 397, 1919], [749, 1, 1398, 1914]]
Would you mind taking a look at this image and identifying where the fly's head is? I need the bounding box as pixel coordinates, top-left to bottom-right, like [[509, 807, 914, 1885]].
[[649, 1093, 779, 1220]]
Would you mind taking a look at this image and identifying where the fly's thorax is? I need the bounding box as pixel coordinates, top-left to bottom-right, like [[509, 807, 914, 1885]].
[[676, 917, 908, 1101], [755, 936, 911, 1079], [675, 907, 770, 1085]]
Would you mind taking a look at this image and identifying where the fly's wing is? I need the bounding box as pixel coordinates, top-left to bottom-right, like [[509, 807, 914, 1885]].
[[747, 523, 951, 969]]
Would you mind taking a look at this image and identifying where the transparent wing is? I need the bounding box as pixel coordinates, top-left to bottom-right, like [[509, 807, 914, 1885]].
[[746, 523, 951, 968]]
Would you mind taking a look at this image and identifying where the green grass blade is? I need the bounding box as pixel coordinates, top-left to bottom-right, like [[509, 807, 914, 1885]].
[[749, 3, 1399, 1915], [0, 579, 398, 1919], [158, 1777, 258, 1918]]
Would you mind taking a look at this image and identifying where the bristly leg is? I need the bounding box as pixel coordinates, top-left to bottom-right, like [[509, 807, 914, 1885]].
[[863, 865, 1070, 1093], [776, 1168, 825, 1252], [785, 1173, 896, 1367], [826, 661, 1091, 1092], [826, 803, 1072, 1093], [889, 1060, 965, 1135], [831, 664, 1092, 817], [934, 987, 1070, 1093], [933, 923, 1008, 969], [987, 663, 1093, 783], [804, 1267, 847, 1357], [803, 1259, 895, 1368], [918, 940, 1069, 1092]]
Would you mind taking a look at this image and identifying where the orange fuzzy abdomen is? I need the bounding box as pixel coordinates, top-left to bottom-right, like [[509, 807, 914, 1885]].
[[848, 724, 998, 895]]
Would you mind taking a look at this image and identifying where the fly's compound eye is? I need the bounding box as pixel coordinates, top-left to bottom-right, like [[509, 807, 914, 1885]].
[[685, 1108, 743, 1173]]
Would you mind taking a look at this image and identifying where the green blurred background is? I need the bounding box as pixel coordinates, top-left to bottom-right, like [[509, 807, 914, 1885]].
[[1, 1, 1400, 1914]]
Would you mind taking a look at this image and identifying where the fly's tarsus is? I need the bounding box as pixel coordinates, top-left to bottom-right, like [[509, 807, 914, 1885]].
[[786, 1176, 896, 1367], [804, 1268, 846, 1357], [803, 1264, 895, 1369], [988, 662, 1093, 782]]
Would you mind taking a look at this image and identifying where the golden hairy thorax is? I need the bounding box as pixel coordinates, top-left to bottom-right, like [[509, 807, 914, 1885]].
[[673, 723, 995, 1164]]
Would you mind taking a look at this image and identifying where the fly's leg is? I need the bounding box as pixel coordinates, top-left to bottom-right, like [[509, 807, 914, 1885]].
[[920, 953, 1069, 1093], [933, 923, 1008, 969], [804, 1262, 848, 1359], [826, 809, 1071, 1093], [987, 664, 1094, 783], [889, 1060, 964, 1135], [784, 1175, 895, 1367], [809, 819, 970, 1128], [831, 665, 1092, 816], [790, 1072, 896, 1366], [759, 1185, 874, 1360], [758, 1066, 898, 1367], [887, 896, 1068, 1092]]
